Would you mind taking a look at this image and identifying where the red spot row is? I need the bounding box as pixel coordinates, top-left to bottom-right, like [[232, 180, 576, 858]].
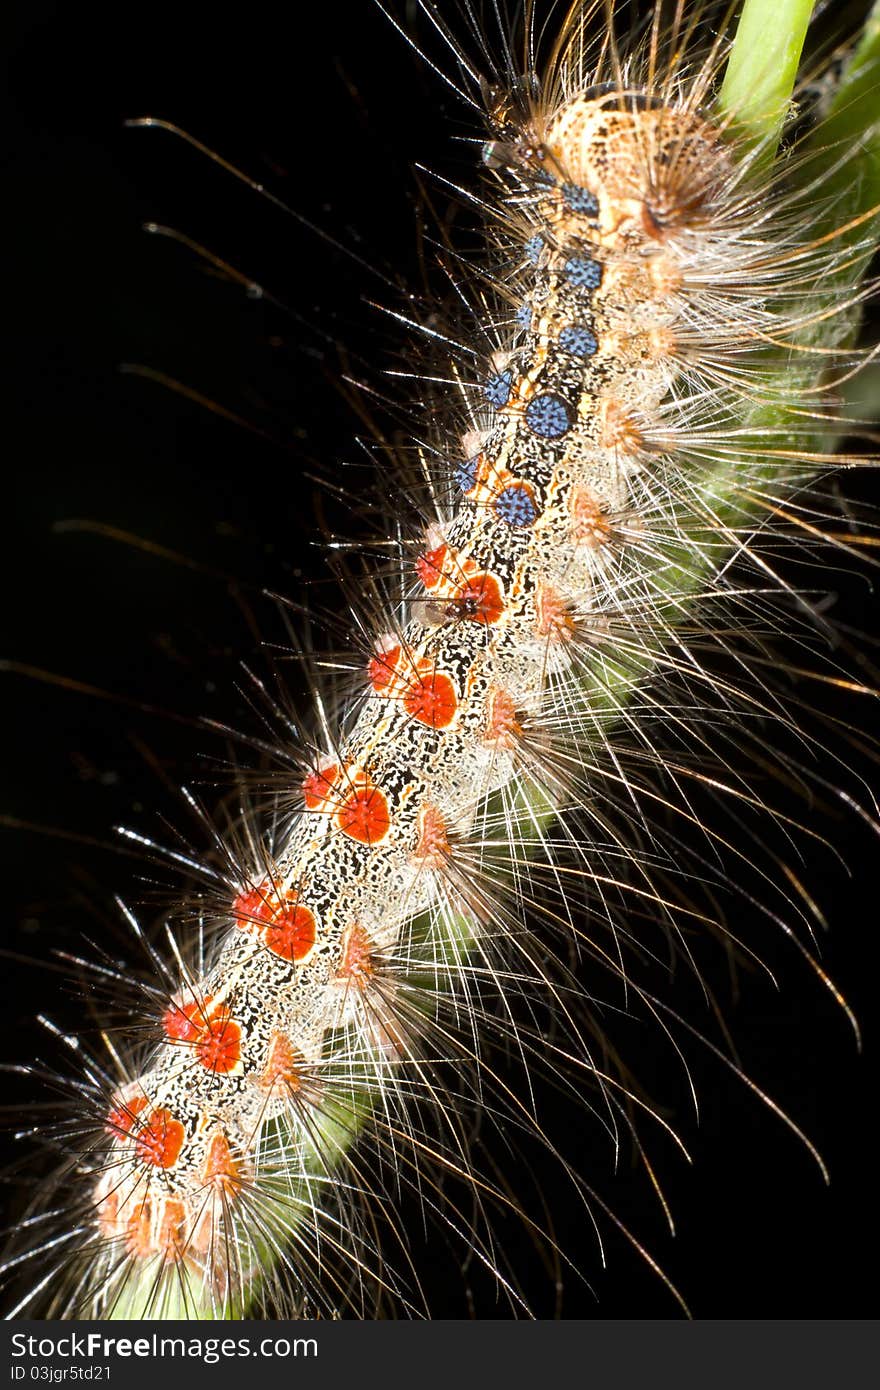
[[97, 1126, 246, 1259], [233, 883, 317, 964]]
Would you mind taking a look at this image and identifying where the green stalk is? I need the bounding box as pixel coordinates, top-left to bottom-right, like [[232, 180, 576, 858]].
[[718, 0, 813, 150]]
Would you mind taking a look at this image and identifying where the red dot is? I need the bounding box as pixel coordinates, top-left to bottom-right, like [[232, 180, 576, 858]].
[[263, 901, 317, 963], [235, 883, 319, 965], [416, 544, 448, 590], [164, 992, 243, 1071], [402, 665, 457, 728], [194, 1008, 242, 1073], [163, 996, 211, 1042], [336, 783, 391, 845], [134, 1108, 185, 1170], [232, 883, 274, 927], [455, 572, 505, 625], [368, 643, 401, 693], [302, 762, 340, 811], [106, 1093, 148, 1139]]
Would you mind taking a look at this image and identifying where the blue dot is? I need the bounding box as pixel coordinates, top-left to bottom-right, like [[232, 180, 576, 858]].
[[455, 455, 479, 492], [495, 484, 538, 527], [563, 183, 599, 216], [516, 303, 532, 328], [524, 393, 571, 439], [484, 370, 513, 408], [564, 255, 602, 289], [524, 235, 544, 265], [559, 324, 598, 358]]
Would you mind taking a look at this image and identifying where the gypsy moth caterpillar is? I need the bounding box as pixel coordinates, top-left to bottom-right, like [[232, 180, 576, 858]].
[[3, 0, 878, 1317]]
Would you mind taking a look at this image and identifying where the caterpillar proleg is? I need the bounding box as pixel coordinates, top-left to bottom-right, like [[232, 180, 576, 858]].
[[3, 0, 879, 1319]]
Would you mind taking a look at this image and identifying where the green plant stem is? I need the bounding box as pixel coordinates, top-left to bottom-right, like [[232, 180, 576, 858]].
[[718, 0, 813, 150]]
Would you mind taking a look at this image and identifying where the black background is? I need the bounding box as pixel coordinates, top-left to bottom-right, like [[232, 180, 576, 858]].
[[3, 1, 878, 1318]]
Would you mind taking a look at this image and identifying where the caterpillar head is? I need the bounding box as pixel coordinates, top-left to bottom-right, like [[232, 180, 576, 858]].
[[544, 89, 729, 240]]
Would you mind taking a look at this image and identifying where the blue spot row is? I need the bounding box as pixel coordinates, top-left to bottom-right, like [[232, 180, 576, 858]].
[[525, 393, 571, 440], [484, 370, 513, 408], [496, 484, 538, 527], [563, 183, 599, 217], [516, 303, 532, 328], [559, 323, 598, 358], [455, 455, 479, 492], [564, 255, 602, 290], [524, 235, 544, 265]]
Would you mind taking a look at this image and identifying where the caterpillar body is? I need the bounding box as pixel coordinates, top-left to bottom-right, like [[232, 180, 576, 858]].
[[3, 0, 878, 1319]]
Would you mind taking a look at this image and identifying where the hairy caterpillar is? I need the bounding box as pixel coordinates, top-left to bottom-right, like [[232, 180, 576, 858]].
[[3, 0, 873, 1317]]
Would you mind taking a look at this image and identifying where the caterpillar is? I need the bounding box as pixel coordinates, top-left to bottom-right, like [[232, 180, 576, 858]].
[[3, 0, 878, 1319]]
